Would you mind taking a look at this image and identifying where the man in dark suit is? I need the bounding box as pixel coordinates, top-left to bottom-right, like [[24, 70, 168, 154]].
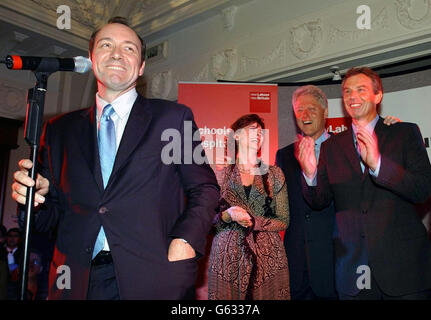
[[11, 17, 219, 299], [1, 228, 22, 299], [297, 67, 431, 299], [276, 85, 337, 300], [2, 228, 22, 273]]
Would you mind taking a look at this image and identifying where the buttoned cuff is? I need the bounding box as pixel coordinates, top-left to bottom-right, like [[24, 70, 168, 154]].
[[369, 155, 381, 177], [303, 171, 317, 186]]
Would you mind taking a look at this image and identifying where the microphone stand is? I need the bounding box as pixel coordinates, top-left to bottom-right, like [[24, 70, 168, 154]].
[[19, 71, 52, 300]]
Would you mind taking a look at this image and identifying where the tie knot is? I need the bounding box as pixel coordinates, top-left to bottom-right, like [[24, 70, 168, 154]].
[[102, 104, 115, 120]]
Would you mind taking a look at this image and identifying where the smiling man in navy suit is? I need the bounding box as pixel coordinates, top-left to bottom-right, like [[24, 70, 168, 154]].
[[11, 17, 219, 300], [276, 85, 337, 300]]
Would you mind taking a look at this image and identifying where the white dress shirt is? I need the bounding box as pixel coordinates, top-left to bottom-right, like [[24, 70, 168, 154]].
[[7, 247, 18, 271]]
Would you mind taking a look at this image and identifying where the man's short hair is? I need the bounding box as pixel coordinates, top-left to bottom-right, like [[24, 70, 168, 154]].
[[341, 67, 383, 94], [7, 228, 20, 236], [292, 85, 328, 110], [89, 16, 146, 63]]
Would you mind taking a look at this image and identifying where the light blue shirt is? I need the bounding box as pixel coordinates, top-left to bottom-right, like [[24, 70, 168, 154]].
[[314, 130, 331, 163]]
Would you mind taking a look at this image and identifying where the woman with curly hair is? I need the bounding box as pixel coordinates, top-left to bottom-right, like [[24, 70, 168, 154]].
[[208, 114, 290, 300]]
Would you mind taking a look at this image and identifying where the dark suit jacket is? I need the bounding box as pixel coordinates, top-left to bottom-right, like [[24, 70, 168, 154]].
[[0, 246, 22, 269], [0, 246, 22, 300], [28, 94, 220, 299], [0, 260, 7, 300], [276, 143, 336, 298], [303, 118, 431, 296]]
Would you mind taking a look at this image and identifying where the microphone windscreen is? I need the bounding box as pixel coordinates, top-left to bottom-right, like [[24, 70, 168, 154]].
[[73, 56, 92, 73]]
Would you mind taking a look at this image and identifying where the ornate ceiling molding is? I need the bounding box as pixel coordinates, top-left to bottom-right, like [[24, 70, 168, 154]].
[[28, 0, 117, 29], [240, 40, 287, 76], [396, 0, 431, 29], [131, 0, 243, 38], [150, 70, 173, 99], [0, 0, 92, 51], [328, 7, 388, 44], [0, 0, 253, 51], [289, 19, 323, 60], [221, 6, 238, 31], [211, 48, 238, 80]]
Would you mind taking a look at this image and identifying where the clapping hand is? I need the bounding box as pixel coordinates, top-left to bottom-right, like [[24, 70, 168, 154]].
[[295, 134, 317, 179], [356, 126, 380, 172]]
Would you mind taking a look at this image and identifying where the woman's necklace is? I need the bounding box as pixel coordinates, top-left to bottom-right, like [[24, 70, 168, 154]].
[[238, 164, 258, 174], [238, 166, 251, 174]]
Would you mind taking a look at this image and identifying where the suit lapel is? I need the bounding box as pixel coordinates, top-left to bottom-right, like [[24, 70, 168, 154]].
[[374, 117, 389, 154], [108, 95, 153, 186], [361, 118, 387, 202], [288, 145, 303, 188], [78, 106, 104, 193]]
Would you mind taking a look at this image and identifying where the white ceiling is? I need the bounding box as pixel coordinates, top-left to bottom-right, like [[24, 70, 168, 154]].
[[0, 0, 253, 57], [0, 0, 430, 82]]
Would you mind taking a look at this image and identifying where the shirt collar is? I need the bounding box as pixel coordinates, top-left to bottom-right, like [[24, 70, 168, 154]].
[[314, 130, 330, 147], [96, 88, 138, 120], [6, 247, 17, 254], [352, 114, 380, 136]]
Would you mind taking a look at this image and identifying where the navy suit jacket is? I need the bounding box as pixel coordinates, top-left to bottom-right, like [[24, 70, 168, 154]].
[[27, 94, 220, 299], [303, 118, 431, 296], [276, 144, 337, 298]]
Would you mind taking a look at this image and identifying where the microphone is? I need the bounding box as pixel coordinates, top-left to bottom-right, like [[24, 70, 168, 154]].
[[2, 55, 92, 74]]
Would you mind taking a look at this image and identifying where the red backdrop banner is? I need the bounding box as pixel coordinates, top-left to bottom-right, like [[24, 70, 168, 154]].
[[178, 82, 279, 166], [326, 116, 351, 134]]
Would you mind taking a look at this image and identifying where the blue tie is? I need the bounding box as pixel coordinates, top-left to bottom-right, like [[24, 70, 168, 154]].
[[93, 104, 116, 258]]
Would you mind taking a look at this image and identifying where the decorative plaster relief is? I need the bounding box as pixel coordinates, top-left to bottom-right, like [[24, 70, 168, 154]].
[[133, 0, 188, 25], [30, 0, 115, 28], [328, 7, 388, 44], [0, 81, 26, 118], [210, 49, 238, 80], [221, 6, 238, 31], [150, 70, 173, 99], [192, 64, 210, 82], [136, 0, 162, 10], [396, 0, 431, 29], [28, 0, 57, 12], [289, 19, 323, 60], [240, 40, 287, 75]]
